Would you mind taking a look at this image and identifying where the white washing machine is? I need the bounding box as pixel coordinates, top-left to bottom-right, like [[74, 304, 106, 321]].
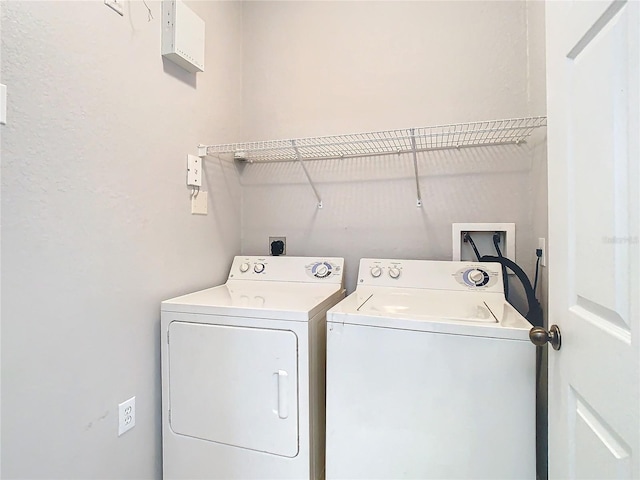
[[325, 258, 536, 479], [161, 255, 345, 480]]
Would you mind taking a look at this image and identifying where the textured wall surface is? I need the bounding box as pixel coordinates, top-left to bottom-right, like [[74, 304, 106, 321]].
[[242, 1, 535, 139], [1, 1, 242, 478]]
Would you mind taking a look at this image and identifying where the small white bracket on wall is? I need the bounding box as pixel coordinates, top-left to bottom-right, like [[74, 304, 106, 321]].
[[410, 128, 423, 208], [292, 139, 323, 209], [197, 145, 208, 157], [187, 154, 202, 187]]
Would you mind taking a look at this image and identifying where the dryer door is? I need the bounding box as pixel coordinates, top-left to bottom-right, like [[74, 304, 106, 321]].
[[168, 320, 299, 457]]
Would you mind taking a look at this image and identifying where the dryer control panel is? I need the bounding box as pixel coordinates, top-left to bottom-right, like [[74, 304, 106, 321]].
[[229, 256, 344, 284], [357, 258, 503, 293]]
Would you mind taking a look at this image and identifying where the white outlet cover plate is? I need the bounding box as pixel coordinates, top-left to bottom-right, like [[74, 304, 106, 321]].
[[538, 237, 546, 267], [452, 222, 516, 263], [191, 191, 208, 215], [118, 396, 136, 436]]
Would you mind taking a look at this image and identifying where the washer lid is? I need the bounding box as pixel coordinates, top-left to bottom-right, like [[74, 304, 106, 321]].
[[358, 291, 497, 323], [162, 280, 344, 321], [327, 288, 531, 340]]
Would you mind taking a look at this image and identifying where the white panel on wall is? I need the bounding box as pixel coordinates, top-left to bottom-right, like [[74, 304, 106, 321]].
[[162, 0, 206, 73]]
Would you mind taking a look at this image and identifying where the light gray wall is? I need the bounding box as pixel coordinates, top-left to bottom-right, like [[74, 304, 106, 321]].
[[240, 0, 548, 297], [1, 1, 242, 478]]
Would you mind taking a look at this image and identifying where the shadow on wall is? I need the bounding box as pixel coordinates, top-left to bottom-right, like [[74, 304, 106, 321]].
[[162, 57, 197, 89], [201, 155, 242, 256], [235, 136, 543, 221], [237, 141, 536, 188]]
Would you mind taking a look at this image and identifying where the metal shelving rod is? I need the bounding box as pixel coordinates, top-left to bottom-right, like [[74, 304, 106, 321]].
[[410, 128, 423, 208], [292, 139, 323, 209]]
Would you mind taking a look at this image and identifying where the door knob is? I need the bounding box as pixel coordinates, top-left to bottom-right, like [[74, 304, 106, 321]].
[[529, 325, 562, 350]]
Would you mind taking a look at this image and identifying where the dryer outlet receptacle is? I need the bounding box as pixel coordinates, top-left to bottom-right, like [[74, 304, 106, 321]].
[[269, 237, 287, 256]]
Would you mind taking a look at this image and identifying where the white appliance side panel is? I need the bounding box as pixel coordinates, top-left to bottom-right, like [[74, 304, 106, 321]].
[[307, 310, 328, 480], [168, 321, 299, 457], [325, 322, 535, 479]]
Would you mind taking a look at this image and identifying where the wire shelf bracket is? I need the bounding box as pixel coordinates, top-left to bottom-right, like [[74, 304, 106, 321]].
[[292, 139, 323, 209], [410, 128, 423, 208]]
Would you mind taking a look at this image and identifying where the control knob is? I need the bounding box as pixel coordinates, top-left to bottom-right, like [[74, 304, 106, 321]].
[[239, 262, 250, 273], [370, 266, 383, 278], [468, 269, 484, 284], [314, 263, 330, 278], [388, 267, 401, 279], [254, 263, 265, 274]]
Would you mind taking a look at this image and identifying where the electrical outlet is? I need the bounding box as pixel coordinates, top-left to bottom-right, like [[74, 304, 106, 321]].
[[191, 191, 208, 215], [538, 238, 546, 267], [269, 236, 286, 256], [104, 0, 124, 16], [118, 396, 135, 436]]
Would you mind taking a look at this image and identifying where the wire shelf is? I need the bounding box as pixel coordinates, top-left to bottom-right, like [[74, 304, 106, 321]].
[[201, 116, 547, 163]]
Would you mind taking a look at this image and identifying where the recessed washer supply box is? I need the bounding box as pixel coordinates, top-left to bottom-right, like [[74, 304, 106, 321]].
[[161, 0, 205, 73], [452, 222, 515, 263]]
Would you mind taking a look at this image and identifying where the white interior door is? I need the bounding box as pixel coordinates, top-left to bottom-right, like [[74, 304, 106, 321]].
[[168, 321, 299, 458], [546, 1, 639, 478]]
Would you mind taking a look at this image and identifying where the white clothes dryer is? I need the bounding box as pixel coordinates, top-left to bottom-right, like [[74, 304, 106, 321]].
[[161, 255, 344, 480], [325, 258, 536, 480]]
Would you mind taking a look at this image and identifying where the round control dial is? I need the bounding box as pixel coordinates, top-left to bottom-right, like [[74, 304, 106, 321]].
[[370, 266, 383, 278], [388, 267, 401, 279], [463, 268, 490, 287], [239, 262, 250, 273], [254, 263, 265, 274], [468, 269, 484, 283], [312, 262, 332, 278]]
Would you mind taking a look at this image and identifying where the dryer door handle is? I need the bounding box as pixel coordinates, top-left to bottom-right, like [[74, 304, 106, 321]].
[[276, 370, 289, 419]]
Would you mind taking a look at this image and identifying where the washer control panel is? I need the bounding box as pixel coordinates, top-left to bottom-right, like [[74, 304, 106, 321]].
[[365, 261, 404, 281], [358, 258, 503, 293], [229, 256, 344, 284]]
